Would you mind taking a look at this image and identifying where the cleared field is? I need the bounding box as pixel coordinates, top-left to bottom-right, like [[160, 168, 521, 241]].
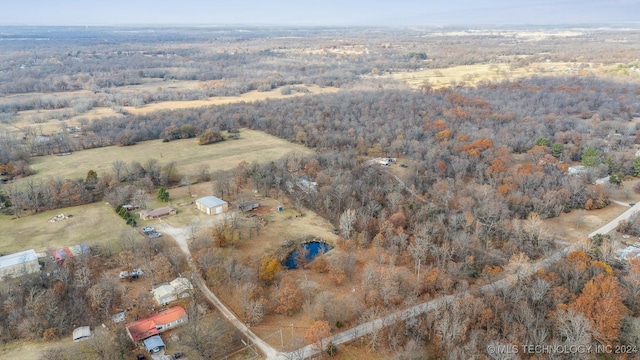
[[26, 129, 312, 182], [3, 84, 339, 136], [384, 61, 603, 89], [7, 107, 124, 135], [121, 84, 339, 115], [0, 202, 140, 254]]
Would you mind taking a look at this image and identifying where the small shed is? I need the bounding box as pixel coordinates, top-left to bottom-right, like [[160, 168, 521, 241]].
[[72, 326, 93, 342], [196, 196, 228, 215], [238, 199, 259, 212], [112, 311, 126, 323], [568, 165, 587, 175], [139, 206, 176, 220]]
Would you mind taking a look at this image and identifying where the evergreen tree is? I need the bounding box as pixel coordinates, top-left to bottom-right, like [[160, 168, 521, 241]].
[[157, 187, 170, 202]]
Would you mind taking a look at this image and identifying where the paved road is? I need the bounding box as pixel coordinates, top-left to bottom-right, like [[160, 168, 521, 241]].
[[588, 201, 640, 238], [156, 199, 640, 360], [276, 200, 640, 360], [157, 221, 280, 360]]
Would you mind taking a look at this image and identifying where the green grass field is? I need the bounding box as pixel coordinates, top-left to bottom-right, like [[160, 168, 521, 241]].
[[0, 202, 140, 255], [2, 129, 311, 255], [27, 129, 312, 183]]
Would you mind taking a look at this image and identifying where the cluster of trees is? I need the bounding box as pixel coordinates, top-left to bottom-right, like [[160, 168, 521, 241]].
[[383, 248, 640, 359], [114, 204, 137, 227], [1, 158, 182, 217]]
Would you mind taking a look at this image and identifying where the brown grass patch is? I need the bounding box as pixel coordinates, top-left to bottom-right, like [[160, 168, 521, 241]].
[[544, 203, 628, 243], [2, 83, 339, 137], [6, 107, 123, 135], [0, 202, 143, 255], [381, 62, 609, 89], [121, 84, 339, 115], [25, 128, 312, 183]]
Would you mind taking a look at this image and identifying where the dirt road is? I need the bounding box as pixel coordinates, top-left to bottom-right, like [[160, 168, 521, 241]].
[[157, 221, 279, 359]]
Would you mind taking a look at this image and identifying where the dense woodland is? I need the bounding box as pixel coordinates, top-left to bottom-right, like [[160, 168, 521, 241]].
[[1, 26, 640, 359]]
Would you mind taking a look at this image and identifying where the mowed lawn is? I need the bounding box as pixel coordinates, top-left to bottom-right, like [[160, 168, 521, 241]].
[[27, 129, 312, 182], [0, 202, 138, 254]]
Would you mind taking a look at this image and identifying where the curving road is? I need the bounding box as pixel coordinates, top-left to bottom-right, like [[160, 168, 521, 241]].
[[156, 199, 640, 360], [157, 221, 279, 359], [275, 201, 640, 360]]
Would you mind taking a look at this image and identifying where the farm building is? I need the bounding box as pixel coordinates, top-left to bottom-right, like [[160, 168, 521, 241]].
[[238, 199, 260, 212], [126, 306, 188, 342], [196, 196, 228, 215], [152, 277, 194, 305], [52, 244, 90, 265], [139, 206, 176, 220], [72, 326, 93, 342], [0, 249, 40, 278]]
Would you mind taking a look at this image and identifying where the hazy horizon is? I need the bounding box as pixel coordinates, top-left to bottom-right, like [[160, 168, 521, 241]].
[[2, 0, 639, 27]]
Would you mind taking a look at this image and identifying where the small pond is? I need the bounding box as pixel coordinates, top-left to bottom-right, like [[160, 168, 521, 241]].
[[284, 241, 332, 269]]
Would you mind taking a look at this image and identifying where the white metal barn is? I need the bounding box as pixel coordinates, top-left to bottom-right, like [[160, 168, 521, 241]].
[[0, 249, 39, 278], [195, 196, 228, 215]]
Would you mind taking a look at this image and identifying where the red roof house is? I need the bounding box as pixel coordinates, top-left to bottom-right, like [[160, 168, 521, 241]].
[[126, 306, 188, 342]]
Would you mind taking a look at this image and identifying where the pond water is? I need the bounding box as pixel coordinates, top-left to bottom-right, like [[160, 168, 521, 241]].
[[284, 241, 332, 269]]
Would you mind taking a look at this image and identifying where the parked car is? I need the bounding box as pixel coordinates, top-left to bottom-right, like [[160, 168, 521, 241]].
[[148, 232, 162, 238], [142, 226, 155, 233], [130, 268, 144, 278], [119, 271, 129, 279], [172, 352, 185, 359], [400, 163, 408, 168]]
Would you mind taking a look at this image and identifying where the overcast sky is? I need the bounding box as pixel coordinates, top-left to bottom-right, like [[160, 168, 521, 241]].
[[1, 0, 639, 26]]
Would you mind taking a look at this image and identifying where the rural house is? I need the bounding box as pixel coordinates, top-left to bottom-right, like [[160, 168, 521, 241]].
[[126, 306, 188, 343], [139, 206, 176, 220], [152, 277, 194, 305], [196, 195, 228, 215], [152, 284, 176, 306], [0, 249, 40, 278]]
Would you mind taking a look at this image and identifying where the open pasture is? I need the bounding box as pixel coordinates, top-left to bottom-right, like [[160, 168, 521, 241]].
[[0, 202, 138, 255], [2, 83, 339, 136], [26, 129, 312, 182], [384, 61, 610, 89]]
